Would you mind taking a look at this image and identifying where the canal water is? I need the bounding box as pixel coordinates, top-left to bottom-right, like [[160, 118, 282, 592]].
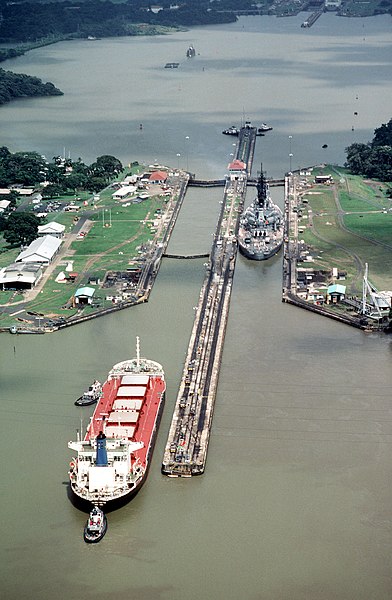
[[1, 14, 392, 600]]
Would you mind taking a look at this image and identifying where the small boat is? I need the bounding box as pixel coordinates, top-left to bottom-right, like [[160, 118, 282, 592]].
[[83, 506, 107, 543], [322, 144, 328, 149], [75, 380, 102, 407], [258, 123, 273, 133], [222, 126, 240, 136], [186, 45, 196, 58]]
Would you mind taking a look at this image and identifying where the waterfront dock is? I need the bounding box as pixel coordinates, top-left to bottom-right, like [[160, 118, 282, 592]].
[[301, 10, 323, 28], [2, 172, 190, 334], [282, 172, 373, 330], [162, 125, 257, 476]]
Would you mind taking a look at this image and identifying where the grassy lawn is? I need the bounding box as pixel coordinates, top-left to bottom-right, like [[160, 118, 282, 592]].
[[296, 167, 392, 295], [0, 164, 179, 326]]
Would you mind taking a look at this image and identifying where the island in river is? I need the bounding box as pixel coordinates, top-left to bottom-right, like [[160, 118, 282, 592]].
[[0, 68, 63, 105]]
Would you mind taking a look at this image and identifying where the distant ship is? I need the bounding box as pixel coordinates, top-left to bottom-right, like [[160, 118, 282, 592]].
[[222, 125, 240, 136], [186, 45, 196, 58], [238, 169, 283, 261], [257, 123, 273, 133], [223, 122, 272, 136], [68, 337, 166, 507]]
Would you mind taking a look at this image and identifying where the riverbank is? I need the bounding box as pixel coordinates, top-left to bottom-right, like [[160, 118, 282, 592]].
[[282, 165, 392, 331], [0, 165, 189, 333]]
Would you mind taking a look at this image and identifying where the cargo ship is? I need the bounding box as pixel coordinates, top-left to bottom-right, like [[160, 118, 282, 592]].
[[68, 337, 165, 507], [238, 169, 283, 261]]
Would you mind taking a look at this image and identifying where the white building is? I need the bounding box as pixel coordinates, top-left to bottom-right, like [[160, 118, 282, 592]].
[[0, 262, 43, 290], [37, 221, 65, 238], [227, 159, 247, 181], [112, 185, 137, 200], [0, 199, 11, 212], [16, 235, 62, 265]]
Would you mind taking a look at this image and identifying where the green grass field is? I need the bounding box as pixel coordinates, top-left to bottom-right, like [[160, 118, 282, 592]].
[[296, 168, 392, 294], [0, 165, 178, 325]]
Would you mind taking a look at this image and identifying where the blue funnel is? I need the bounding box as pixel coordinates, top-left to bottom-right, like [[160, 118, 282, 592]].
[[96, 431, 108, 466]]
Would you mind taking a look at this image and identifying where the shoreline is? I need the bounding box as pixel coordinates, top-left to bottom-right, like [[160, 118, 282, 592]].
[[282, 168, 392, 333]]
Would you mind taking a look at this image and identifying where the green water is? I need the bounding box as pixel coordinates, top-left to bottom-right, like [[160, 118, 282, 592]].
[[1, 15, 392, 600]]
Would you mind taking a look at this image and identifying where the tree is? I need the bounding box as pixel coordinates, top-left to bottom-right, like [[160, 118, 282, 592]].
[[46, 163, 66, 185], [365, 146, 392, 181], [2, 151, 47, 185], [86, 176, 106, 194], [372, 118, 392, 148], [344, 143, 371, 175], [90, 155, 123, 180], [42, 184, 64, 199], [64, 172, 88, 192], [3, 212, 42, 247], [345, 118, 392, 181]]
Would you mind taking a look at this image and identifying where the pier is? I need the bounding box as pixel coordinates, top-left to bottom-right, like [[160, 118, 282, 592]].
[[282, 173, 370, 330], [162, 125, 257, 476], [301, 10, 323, 28]]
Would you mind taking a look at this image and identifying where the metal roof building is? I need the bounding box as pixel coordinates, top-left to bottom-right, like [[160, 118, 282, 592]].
[[38, 222, 65, 238], [16, 235, 62, 264], [0, 262, 43, 290], [74, 286, 96, 305]]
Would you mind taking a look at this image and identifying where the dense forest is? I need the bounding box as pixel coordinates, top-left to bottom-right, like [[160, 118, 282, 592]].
[[0, 147, 123, 191], [0, 1, 236, 43], [345, 119, 392, 184], [0, 0, 390, 44], [0, 68, 63, 105]]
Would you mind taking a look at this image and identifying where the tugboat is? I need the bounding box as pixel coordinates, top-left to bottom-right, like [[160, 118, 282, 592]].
[[258, 123, 273, 133], [222, 125, 240, 136], [83, 506, 107, 543], [186, 45, 196, 58], [74, 380, 102, 407]]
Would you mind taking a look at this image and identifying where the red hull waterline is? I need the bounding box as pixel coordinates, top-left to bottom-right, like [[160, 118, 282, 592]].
[[68, 339, 165, 508]]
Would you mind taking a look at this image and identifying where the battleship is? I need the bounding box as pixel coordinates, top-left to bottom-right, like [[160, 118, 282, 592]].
[[238, 169, 283, 260], [68, 337, 165, 508]]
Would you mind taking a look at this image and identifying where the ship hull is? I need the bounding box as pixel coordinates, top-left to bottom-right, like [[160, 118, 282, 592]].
[[68, 348, 166, 510], [69, 390, 165, 511], [238, 239, 282, 261], [238, 168, 283, 262]]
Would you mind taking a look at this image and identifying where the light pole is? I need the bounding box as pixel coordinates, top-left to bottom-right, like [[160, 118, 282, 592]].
[[185, 136, 190, 171], [288, 135, 293, 173]]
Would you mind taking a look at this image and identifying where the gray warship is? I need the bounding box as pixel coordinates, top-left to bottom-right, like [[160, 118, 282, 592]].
[[238, 169, 283, 261]]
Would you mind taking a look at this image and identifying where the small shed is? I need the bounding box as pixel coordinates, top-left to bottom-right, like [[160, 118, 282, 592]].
[[0, 199, 10, 212], [315, 175, 332, 184], [228, 159, 246, 180], [326, 283, 346, 304], [149, 171, 168, 184], [74, 286, 95, 305]]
